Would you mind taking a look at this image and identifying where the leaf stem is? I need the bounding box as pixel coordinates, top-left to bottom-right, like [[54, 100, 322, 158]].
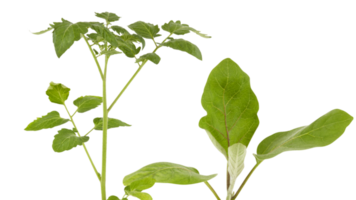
[[82, 33, 104, 80], [204, 181, 221, 200], [71, 109, 78, 117], [231, 161, 262, 200], [85, 127, 95, 136]]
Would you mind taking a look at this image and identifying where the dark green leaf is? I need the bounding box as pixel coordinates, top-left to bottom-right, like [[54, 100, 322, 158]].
[[161, 39, 202, 60], [123, 162, 216, 186], [125, 187, 152, 200], [94, 118, 131, 130], [32, 27, 53, 35], [95, 12, 120, 23], [52, 128, 89, 152], [116, 36, 141, 58], [121, 34, 146, 50], [199, 58, 259, 158], [25, 111, 69, 131], [46, 82, 70, 105], [128, 21, 160, 39], [90, 23, 119, 47], [136, 53, 160, 64], [87, 33, 104, 44], [51, 19, 92, 57], [107, 196, 120, 200], [99, 50, 122, 57], [111, 25, 130, 35], [73, 96, 102, 113], [254, 109, 353, 162]]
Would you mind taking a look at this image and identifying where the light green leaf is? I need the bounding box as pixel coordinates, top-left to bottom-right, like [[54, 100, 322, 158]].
[[254, 109, 353, 162], [95, 12, 120, 23], [188, 27, 211, 38], [73, 96, 102, 113], [107, 196, 120, 200], [199, 58, 259, 158], [25, 111, 69, 131], [125, 187, 152, 200], [94, 118, 131, 130], [32, 27, 53, 35], [90, 23, 119, 47], [111, 25, 130, 35], [99, 50, 122, 57], [128, 21, 160, 39], [161, 39, 202, 60], [52, 128, 89, 152], [46, 82, 70, 105], [227, 143, 247, 200], [123, 162, 216, 186], [205, 130, 227, 159], [50, 19, 92, 57], [129, 177, 155, 191], [136, 53, 160, 64]]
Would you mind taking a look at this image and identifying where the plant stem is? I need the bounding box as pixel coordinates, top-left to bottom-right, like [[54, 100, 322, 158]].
[[204, 181, 221, 200], [101, 52, 109, 200], [108, 64, 143, 111], [81, 33, 104, 80], [231, 161, 262, 200]]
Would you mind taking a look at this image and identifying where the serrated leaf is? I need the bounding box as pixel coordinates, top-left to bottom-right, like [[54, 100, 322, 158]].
[[121, 34, 146, 50], [123, 162, 216, 186], [90, 23, 119, 47], [128, 21, 160, 39], [199, 58, 259, 158], [107, 196, 120, 200], [95, 12, 120, 23], [227, 143, 247, 200], [32, 27, 53, 35], [254, 109, 353, 162], [46, 82, 70, 105], [136, 53, 160, 64], [99, 50, 122, 57], [87, 33, 104, 44], [116, 36, 141, 58], [50, 19, 92, 58], [73, 96, 102, 113], [162, 20, 190, 35], [25, 111, 69, 131], [52, 128, 89, 152], [92, 116, 125, 130], [161, 39, 202, 60], [188, 27, 211, 38], [111, 25, 130, 35], [125, 187, 152, 200]]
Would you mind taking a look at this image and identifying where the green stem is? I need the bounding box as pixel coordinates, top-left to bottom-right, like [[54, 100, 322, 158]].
[[108, 64, 143, 111], [231, 161, 262, 200], [85, 127, 95, 136], [101, 49, 109, 200], [81, 34, 104, 80], [204, 181, 221, 200]]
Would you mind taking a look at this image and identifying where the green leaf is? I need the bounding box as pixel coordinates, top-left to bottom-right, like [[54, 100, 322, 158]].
[[94, 118, 131, 130], [121, 34, 146, 50], [107, 196, 120, 200], [32, 27, 53, 35], [116, 36, 141, 58], [128, 21, 160, 39], [111, 25, 130, 35], [73, 96, 102, 113], [51, 19, 92, 57], [87, 33, 104, 44], [136, 53, 160, 64], [128, 177, 155, 191], [162, 21, 211, 38], [254, 109, 353, 162], [161, 39, 202, 60], [99, 50, 122, 57], [25, 111, 69, 131], [52, 128, 89, 152], [90, 23, 119, 47], [227, 143, 247, 200], [95, 12, 120, 23], [125, 187, 152, 200], [46, 82, 70, 105], [199, 58, 259, 158], [123, 162, 216, 186], [188, 27, 211, 38]]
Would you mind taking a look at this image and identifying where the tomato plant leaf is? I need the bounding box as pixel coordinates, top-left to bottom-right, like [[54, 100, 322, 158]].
[[111, 25, 130, 35], [46, 82, 70, 105], [161, 21, 211, 38], [161, 39, 202, 60], [99, 50, 122, 57], [95, 12, 120, 23], [121, 34, 146, 50], [94, 118, 131, 130], [254, 109, 353, 162], [227, 143, 247, 200], [123, 162, 216, 186], [25, 111, 69, 131], [128, 21, 160, 39], [199, 58, 259, 158], [32, 27, 53, 35], [136, 53, 160, 64], [73, 96, 102, 113], [90, 23, 119, 47], [116, 36, 141, 58], [50, 19, 92, 58], [52, 128, 89, 152]]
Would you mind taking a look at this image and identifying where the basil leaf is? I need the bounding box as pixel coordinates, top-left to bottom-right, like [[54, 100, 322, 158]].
[[73, 96, 102, 113], [95, 12, 120, 23], [136, 53, 160, 64], [128, 21, 160, 39], [52, 128, 89, 152], [46, 82, 70, 105], [161, 39, 202, 60], [25, 111, 69, 131], [254, 109, 353, 162], [93, 118, 131, 130], [199, 58, 259, 157]]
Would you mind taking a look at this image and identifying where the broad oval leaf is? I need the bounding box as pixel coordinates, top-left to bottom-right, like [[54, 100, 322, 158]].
[[90, 23, 119, 47], [51, 19, 92, 58], [95, 12, 120, 23], [128, 21, 160, 39], [32, 27, 53, 35], [73, 96, 102, 113], [199, 58, 259, 158], [161, 39, 202, 60], [107, 196, 120, 200], [25, 111, 69, 131], [129, 177, 155, 191], [227, 143, 247, 199], [52, 128, 89, 152], [136, 53, 160, 65], [125, 187, 152, 200], [46, 82, 70, 105], [123, 162, 216, 186], [254, 109, 353, 162], [94, 118, 131, 130]]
